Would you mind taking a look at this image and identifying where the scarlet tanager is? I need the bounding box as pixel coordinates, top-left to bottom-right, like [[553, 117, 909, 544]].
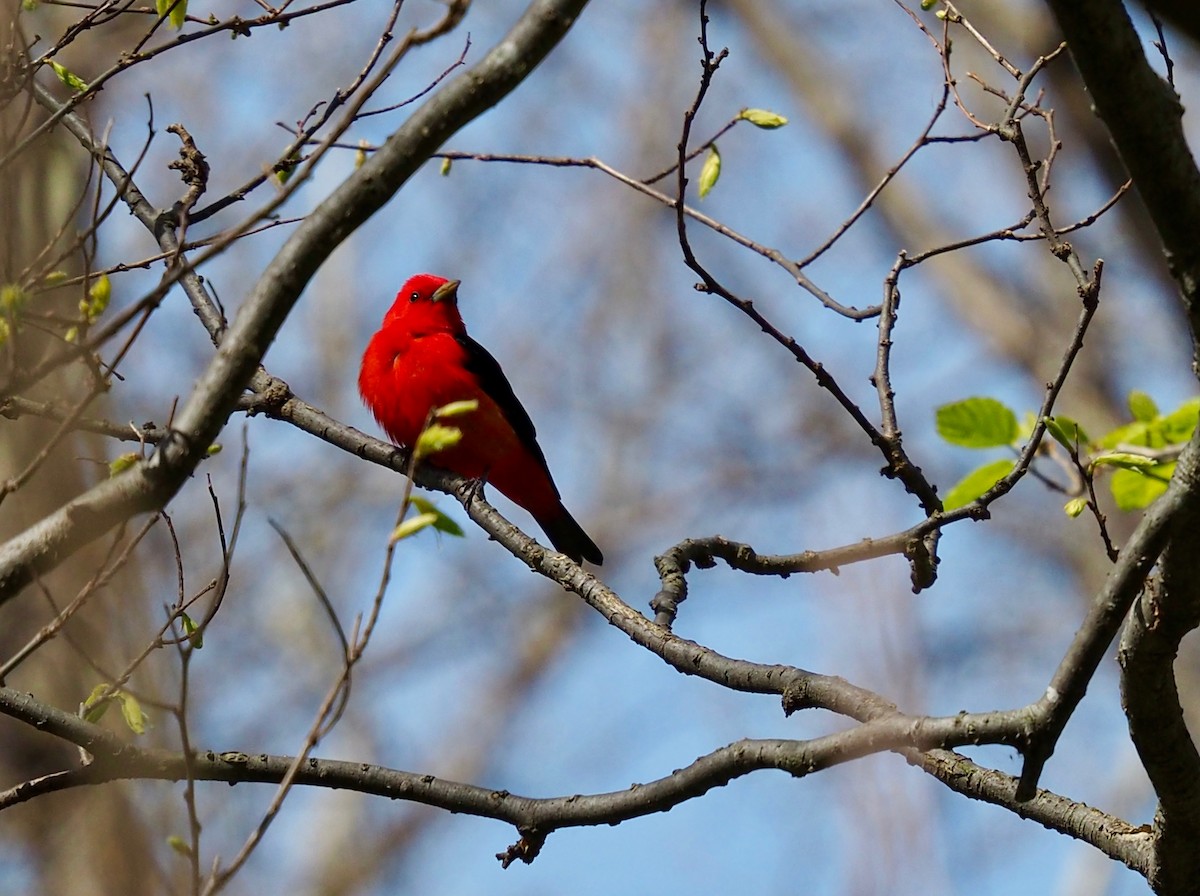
[[359, 274, 603, 565]]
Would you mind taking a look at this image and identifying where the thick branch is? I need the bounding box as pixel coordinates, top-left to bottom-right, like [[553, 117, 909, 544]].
[[1044, 0, 1200, 348], [0, 0, 592, 605], [1012, 424, 1199, 800], [1040, 6, 1200, 890], [1119, 441, 1200, 891]]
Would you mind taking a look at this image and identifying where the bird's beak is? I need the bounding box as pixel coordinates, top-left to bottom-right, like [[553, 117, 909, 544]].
[[431, 279, 460, 303]]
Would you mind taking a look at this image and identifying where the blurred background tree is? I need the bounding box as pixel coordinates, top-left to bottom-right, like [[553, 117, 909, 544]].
[[1, 1, 1198, 894]]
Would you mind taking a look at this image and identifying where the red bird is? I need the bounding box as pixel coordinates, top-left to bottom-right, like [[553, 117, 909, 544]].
[[359, 274, 603, 565]]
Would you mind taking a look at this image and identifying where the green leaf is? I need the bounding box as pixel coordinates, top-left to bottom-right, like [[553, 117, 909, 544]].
[[81, 273, 110, 322], [81, 686, 146, 733], [156, 0, 187, 29], [409, 496, 465, 537], [1111, 463, 1174, 511], [738, 108, 788, 129], [414, 423, 461, 459], [942, 459, 1015, 510], [1044, 415, 1089, 452], [166, 836, 193, 858], [391, 512, 438, 543], [434, 399, 478, 419], [698, 145, 721, 199], [275, 152, 300, 184], [935, 398, 1018, 448], [920, 0, 937, 8], [49, 60, 88, 92], [1160, 397, 1200, 443], [109, 452, 139, 477], [1096, 419, 1150, 449], [1063, 497, 1088, 518], [440, 157, 452, 176], [181, 612, 203, 649], [1090, 451, 1157, 472], [0, 283, 27, 312], [1127, 390, 1158, 423], [118, 691, 148, 734], [82, 684, 114, 723]]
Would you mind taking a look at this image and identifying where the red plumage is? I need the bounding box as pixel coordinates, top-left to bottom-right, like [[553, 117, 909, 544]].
[[359, 273, 602, 565]]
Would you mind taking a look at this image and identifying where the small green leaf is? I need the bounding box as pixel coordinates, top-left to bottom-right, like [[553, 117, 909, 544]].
[[166, 835, 193, 858], [156, 0, 187, 29], [1063, 497, 1088, 518], [698, 144, 721, 199], [43, 270, 68, 285], [118, 691, 147, 734], [355, 140, 368, 170], [181, 612, 203, 649], [440, 157, 452, 176], [1, 283, 28, 312], [1044, 415, 1089, 452], [81, 686, 146, 733], [434, 398, 478, 419], [920, 0, 937, 8], [410, 496, 465, 537], [1091, 451, 1157, 472], [738, 108, 788, 129], [414, 423, 461, 459], [109, 452, 139, 477], [1160, 397, 1200, 443], [22, 0, 39, 10], [82, 273, 110, 322], [1128, 390, 1158, 423], [1097, 419, 1150, 449], [1111, 463, 1174, 511], [49, 60, 88, 92], [82, 684, 114, 723], [936, 398, 1018, 448], [206, 443, 222, 456], [275, 152, 301, 184], [391, 512, 438, 543], [942, 459, 1015, 510]]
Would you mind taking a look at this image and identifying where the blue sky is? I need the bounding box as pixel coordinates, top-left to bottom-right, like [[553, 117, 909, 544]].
[[19, 1, 1200, 893]]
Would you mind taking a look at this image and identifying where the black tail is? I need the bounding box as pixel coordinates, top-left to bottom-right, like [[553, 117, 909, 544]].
[[538, 503, 603, 565]]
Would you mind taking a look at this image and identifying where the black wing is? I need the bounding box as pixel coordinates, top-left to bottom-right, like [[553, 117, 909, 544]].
[[456, 332, 559, 496]]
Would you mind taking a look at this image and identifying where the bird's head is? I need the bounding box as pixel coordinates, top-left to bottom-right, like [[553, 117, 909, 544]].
[[381, 273, 465, 333]]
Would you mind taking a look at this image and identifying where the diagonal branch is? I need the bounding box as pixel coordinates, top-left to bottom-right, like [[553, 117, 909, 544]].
[[0, 0, 593, 606]]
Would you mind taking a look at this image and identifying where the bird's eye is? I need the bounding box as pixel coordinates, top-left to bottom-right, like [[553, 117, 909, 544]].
[[409, 291, 420, 303]]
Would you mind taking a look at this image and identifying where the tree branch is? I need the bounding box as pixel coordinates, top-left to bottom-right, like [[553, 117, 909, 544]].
[[1043, 0, 1200, 348], [0, 685, 1147, 872], [0, 0, 593, 606]]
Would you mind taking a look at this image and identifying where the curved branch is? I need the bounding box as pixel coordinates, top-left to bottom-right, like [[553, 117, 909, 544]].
[[0, 685, 1147, 872]]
